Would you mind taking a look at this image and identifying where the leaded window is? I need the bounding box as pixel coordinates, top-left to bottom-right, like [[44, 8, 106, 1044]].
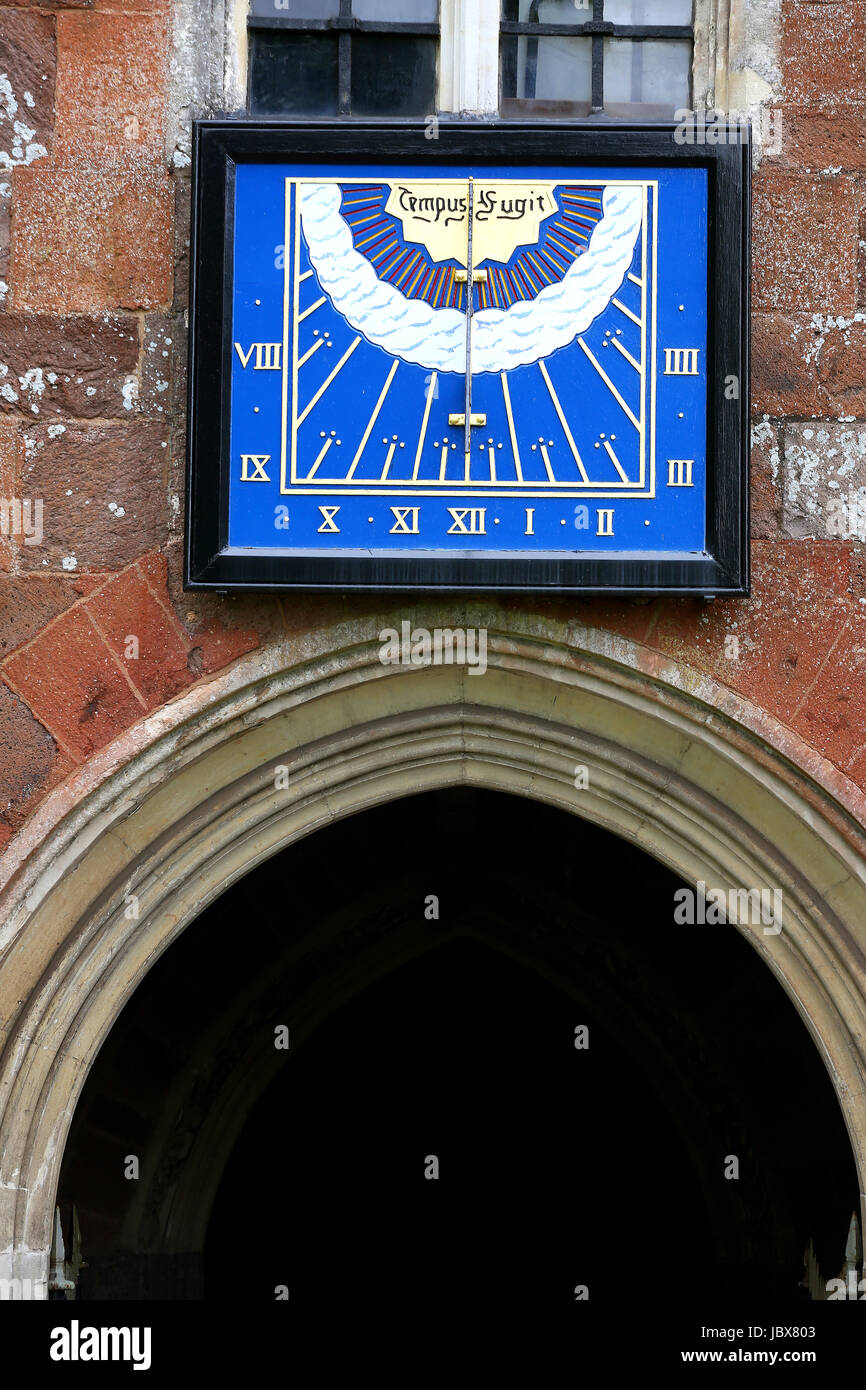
[[248, 0, 440, 117], [500, 0, 693, 118]]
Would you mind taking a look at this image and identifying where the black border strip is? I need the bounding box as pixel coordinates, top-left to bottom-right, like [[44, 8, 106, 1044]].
[[185, 120, 750, 596]]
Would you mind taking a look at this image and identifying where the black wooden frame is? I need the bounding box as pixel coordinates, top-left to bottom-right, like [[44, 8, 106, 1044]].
[[185, 120, 750, 596]]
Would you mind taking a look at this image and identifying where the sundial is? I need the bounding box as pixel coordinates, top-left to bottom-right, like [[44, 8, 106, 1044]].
[[186, 122, 749, 594]]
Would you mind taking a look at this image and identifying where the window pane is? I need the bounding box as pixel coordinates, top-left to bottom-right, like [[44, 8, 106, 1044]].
[[604, 0, 693, 23], [250, 0, 340, 17], [251, 0, 438, 14], [502, 0, 592, 17], [501, 34, 592, 101], [501, 0, 693, 23], [351, 34, 437, 114], [603, 38, 690, 108], [533, 0, 592, 22], [537, 0, 591, 18], [248, 32, 339, 115], [353, 0, 438, 19]]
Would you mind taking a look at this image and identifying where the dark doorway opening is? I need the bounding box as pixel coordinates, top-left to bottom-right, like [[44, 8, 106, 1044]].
[[56, 788, 859, 1305], [206, 936, 711, 1309]]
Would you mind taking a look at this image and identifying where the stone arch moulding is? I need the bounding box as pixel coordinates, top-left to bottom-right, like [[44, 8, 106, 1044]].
[[1, 610, 865, 1298]]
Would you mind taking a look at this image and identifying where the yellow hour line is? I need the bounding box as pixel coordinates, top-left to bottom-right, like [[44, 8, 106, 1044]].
[[500, 372, 523, 481], [464, 451, 471, 483], [612, 296, 642, 327], [298, 295, 327, 322], [488, 447, 496, 481], [284, 178, 294, 491], [413, 371, 436, 480], [539, 445, 555, 483], [649, 182, 656, 495], [439, 445, 449, 480], [538, 359, 589, 483], [297, 335, 361, 427], [297, 337, 325, 369], [577, 337, 640, 432], [641, 183, 648, 489], [603, 440, 630, 483], [627, 272, 643, 287], [380, 441, 397, 481], [299, 269, 314, 283], [611, 336, 642, 374], [306, 435, 332, 480], [347, 358, 399, 479]]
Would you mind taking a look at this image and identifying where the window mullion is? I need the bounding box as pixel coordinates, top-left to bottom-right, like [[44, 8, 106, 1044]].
[[440, 0, 499, 115], [591, 36, 604, 112], [338, 0, 352, 113], [338, 32, 352, 113], [591, 0, 604, 111]]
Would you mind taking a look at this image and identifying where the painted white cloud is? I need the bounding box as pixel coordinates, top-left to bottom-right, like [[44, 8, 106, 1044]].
[[298, 181, 643, 375]]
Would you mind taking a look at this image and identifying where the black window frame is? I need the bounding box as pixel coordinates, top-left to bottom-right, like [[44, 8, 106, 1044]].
[[248, 2, 440, 117], [500, 0, 694, 116], [185, 119, 750, 598]]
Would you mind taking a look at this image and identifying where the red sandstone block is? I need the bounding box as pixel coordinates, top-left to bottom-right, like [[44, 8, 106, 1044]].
[[18, 419, 169, 572], [93, 0, 170, 11], [192, 621, 261, 677], [0, 2, 91, 8], [641, 542, 852, 723], [776, 111, 866, 173], [0, 10, 57, 169], [0, 417, 23, 573], [752, 172, 859, 314], [846, 745, 866, 788], [750, 422, 781, 540], [792, 608, 866, 771], [3, 603, 143, 759], [751, 314, 826, 417], [0, 194, 8, 289], [0, 573, 91, 657], [0, 718, 75, 839], [553, 596, 658, 649], [814, 318, 866, 415], [781, 423, 866, 540], [133, 549, 190, 631], [135, 547, 171, 595], [86, 566, 196, 709], [753, 312, 866, 418], [0, 314, 140, 420], [5, 740, 77, 834], [11, 164, 173, 313], [733, 543, 856, 740], [55, 11, 168, 167], [137, 547, 261, 674], [0, 679, 56, 822], [0, 412, 20, 470], [173, 178, 190, 314], [782, 0, 866, 109], [140, 313, 184, 421]]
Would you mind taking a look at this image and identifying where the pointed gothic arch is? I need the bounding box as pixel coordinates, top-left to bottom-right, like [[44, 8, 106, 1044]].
[[1, 612, 865, 1296]]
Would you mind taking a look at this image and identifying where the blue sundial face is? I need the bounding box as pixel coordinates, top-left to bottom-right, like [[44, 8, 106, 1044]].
[[227, 161, 708, 555]]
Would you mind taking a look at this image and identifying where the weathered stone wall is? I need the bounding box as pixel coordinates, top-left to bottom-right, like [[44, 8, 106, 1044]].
[[0, 0, 865, 859]]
